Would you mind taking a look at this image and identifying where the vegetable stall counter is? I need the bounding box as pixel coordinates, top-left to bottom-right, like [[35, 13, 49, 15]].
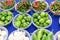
[[0, 0, 60, 40]]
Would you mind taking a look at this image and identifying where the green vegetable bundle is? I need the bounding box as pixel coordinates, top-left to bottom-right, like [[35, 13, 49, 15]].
[[14, 14, 32, 28], [32, 29, 53, 40], [33, 12, 52, 28], [0, 11, 13, 26]]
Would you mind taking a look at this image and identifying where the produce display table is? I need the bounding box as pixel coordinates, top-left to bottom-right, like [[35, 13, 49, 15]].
[[4, 0, 60, 37]]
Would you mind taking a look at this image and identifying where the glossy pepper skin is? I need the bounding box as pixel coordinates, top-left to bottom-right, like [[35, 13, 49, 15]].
[[32, 1, 40, 9], [6, 0, 14, 5], [47, 32, 53, 40]]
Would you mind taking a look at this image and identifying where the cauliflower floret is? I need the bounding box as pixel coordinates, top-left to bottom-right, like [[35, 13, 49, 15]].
[[0, 36, 4, 40], [9, 30, 30, 40], [1, 31, 7, 37], [24, 37, 29, 40], [58, 34, 60, 40]]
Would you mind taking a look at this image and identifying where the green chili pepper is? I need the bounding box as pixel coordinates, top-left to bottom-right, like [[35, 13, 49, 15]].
[[32, 34, 37, 40], [47, 32, 53, 40], [42, 34, 46, 40], [37, 30, 43, 40]]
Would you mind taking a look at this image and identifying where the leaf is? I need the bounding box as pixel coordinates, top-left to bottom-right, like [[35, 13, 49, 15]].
[[26, 0, 30, 5]]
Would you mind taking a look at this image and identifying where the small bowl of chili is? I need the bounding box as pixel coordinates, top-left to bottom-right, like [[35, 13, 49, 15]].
[[0, 0, 15, 11], [15, 0, 31, 13], [31, 0, 49, 12], [50, 1, 60, 15]]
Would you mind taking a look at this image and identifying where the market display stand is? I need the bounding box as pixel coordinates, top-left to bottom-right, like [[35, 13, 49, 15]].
[[4, 0, 60, 36]]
